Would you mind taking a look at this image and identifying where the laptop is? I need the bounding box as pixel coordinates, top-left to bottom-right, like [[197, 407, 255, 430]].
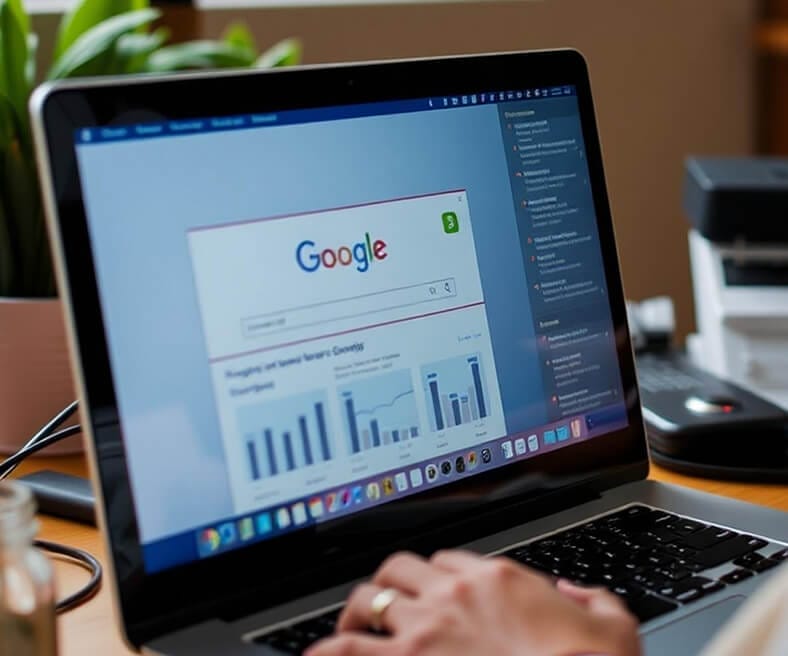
[[30, 50, 788, 655]]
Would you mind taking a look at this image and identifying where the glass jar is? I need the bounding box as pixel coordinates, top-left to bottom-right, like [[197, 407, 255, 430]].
[[0, 481, 57, 656]]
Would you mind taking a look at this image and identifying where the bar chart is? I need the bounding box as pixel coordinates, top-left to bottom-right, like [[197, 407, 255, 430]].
[[421, 353, 489, 432], [338, 369, 420, 454], [236, 390, 333, 482]]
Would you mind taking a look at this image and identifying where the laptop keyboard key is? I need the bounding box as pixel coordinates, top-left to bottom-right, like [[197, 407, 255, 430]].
[[256, 629, 309, 654], [770, 547, 788, 561], [682, 527, 737, 550], [640, 526, 680, 545], [700, 579, 726, 595], [742, 536, 768, 551], [733, 552, 765, 569], [626, 594, 679, 623], [675, 588, 704, 603], [654, 564, 691, 581], [611, 583, 646, 600], [657, 576, 714, 600], [720, 568, 754, 584], [664, 519, 706, 536], [292, 619, 332, 640], [663, 543, 697, 559], [632, 572, 669, 589], [692, 535, 761, 569], [750, 558, 781, 573]]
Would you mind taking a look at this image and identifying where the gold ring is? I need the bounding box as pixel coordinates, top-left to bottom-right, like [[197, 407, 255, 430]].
[[369, 587, 398, 632]]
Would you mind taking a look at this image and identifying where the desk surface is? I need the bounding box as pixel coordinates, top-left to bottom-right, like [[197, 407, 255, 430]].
[[18, 455, 788, 656]]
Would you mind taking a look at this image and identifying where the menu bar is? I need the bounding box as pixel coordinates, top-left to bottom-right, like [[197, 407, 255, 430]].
[[75, 85, 577, 146]]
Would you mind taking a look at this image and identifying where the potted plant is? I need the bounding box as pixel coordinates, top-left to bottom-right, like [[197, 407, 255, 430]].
[[0, 0, 300, 453]]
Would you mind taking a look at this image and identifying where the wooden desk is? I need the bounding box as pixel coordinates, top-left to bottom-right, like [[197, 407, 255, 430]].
[[17, 456, 788, 656]]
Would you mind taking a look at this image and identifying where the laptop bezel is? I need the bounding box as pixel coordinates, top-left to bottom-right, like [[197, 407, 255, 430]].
[[31, 49, 649, 647]]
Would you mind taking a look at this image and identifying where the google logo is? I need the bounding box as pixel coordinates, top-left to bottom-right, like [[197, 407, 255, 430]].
[[296, 233, 387, 273]]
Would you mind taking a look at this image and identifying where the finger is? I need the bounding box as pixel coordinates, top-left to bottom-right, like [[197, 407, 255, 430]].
[[338, 583, 416, 633], [305, 633, 395, 656], [584, 587, 632, 619], [557, 580, 630, 617], [556, 579, 604, 603], [373, 552, 448, 594], [576, 586, 640, 654], [430, 549, 486, 573]]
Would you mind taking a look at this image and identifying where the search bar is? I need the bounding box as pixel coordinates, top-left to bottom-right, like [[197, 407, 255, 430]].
[[241, 277, 457, 339]]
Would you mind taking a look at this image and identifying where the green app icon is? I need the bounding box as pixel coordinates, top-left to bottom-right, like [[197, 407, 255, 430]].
[[442, 211, 459, 234]]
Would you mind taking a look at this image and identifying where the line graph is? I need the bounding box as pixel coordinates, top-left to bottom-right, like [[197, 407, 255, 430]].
[[338, 369, 420, 453]]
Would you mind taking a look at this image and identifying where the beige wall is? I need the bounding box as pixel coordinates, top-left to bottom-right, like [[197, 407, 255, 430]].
[[33, 0, 757, 339], [203, 0, 757, 339]]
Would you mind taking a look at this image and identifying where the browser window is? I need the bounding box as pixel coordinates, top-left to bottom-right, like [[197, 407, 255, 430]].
[[188, 189, 507, 513], [74, 86, 627, 572]]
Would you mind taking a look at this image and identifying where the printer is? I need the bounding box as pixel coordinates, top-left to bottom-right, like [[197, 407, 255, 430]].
[[684, 157, 788, 410]]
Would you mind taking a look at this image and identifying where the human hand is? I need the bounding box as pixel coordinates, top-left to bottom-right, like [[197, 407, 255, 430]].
[[305, 550, 640, 656]]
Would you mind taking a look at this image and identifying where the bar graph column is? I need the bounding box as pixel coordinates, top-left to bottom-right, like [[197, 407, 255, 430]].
[[315, 402, 331, 462], [264, 429, 278, 476], [427, 374, 444, 430], [344, 392, 361, 454], [298, 416, 313, 466], [338, 369, 420, 454], [283, 432, 295, 471], [236, 389, 334, 482], [468, 356, 487, 419], [246, 440, 260, 480], [422, 353, 490, 432]]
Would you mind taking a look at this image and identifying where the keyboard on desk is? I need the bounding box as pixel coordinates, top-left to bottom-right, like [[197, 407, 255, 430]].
[[252, 504, 788, 654]]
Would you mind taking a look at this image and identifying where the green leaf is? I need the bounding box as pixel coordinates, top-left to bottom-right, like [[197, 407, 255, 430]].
[[5, 0, 28, 40], [2, 139, 41, 294], [47, 8, 160, 80], [0, 91, 14, 149], [0, 0, 30, 121], [53, 0, 147, 62], [256, 38, 302, 69], [114, 27, 168, 74], [144, 40, 256, 73], [222, 22, 257, 55], [25, 32, 37, 87]]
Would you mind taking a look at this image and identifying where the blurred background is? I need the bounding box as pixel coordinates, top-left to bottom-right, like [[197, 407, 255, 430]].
[[26, 0, 788, 339]]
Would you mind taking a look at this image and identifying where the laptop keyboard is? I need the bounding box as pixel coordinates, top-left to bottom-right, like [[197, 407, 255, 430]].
[[251, 505, 788, 654], [503, 505, 786, 623]]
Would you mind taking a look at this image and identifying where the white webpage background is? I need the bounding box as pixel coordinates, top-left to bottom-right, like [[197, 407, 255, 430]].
[[189, 191, 505, 512]]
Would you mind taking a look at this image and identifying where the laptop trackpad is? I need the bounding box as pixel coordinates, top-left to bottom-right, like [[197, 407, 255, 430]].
[[642, 596, 745, 656]]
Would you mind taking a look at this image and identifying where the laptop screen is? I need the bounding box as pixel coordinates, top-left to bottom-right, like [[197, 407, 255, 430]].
[[73, 84, 628, 573]]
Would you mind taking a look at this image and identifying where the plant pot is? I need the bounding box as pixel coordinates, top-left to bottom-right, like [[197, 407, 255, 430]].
[[0, 298, 81, 455]]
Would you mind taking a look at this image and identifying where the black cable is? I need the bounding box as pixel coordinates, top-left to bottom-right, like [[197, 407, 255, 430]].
[[0, 401, 79, 480], [34, 539, 102, 613], [28, 401, 78, 448], [0, 400, 79, 480], [0, 426, 83, 479], [0, 404, 100, 613]]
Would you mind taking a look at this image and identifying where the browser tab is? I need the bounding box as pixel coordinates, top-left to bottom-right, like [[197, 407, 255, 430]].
[[99, 127, 128, 140], [168, 119, 206, 133], [250, 114, 278, 125], [210, 116, 247, 130], [134, 123, 165, 137]]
